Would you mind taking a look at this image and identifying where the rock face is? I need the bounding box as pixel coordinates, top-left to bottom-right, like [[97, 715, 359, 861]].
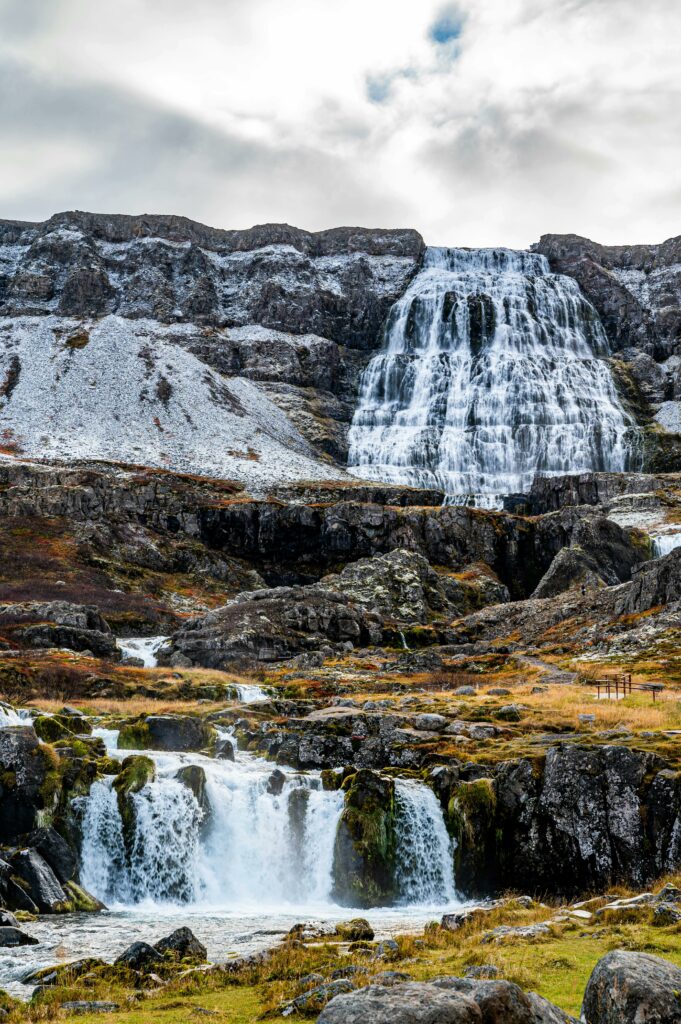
[[165, 587, 383, 665], [0, 212, 424, 483], [536, 234, 681, 358], [444, 743, 681, 897], [581, 949, 681, 1023], [536, 234, 681, 469], [320, 550, 509, 623], [332, 770, 396, 908]]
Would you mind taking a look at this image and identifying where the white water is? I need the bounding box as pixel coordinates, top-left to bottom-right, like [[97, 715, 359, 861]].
[[394, 780, 457, 905], [232, 683, 269, 704], [80, 730, 457, 914], [0, 703, 31, 727], [652, 533, 681, 558], [348, 247, 638, 500], [117, 636, 169, 667]]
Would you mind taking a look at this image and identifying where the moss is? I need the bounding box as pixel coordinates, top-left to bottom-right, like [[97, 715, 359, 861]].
[[33, 714, 75, 743], [36, 742, 62, 808], [62, 880, 104, 913], [332, 770, 396, 908], [117, 720, 152, 750], [0, 769, 16, 790]]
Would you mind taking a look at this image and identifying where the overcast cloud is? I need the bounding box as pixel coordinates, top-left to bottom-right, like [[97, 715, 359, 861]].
[[0, 0, 679, 246]]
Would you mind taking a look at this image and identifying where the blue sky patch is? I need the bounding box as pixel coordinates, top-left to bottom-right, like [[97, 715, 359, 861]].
[[429, 6, 464, 45]]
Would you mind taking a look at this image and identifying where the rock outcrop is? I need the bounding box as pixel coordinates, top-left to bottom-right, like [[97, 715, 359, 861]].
[[331, 770, 396, 908], [0, 600, 119, 659], [442, 743, 681, 897], [164, 587, 383, 665]]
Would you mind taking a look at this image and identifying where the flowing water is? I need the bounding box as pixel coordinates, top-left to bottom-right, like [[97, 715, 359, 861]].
[[348, 247, 639, 501], [0, 728, 462, 997], [652, 533, 681, 558], [117, 636, 169, 667]]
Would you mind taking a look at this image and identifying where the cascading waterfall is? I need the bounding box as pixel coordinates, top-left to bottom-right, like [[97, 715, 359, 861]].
[[348, 247, 639, 501], [393, 780, 457, 905], [79, 732, 458, 911]]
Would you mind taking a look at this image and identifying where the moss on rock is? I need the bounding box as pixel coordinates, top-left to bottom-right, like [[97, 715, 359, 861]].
[[332, 769, 396, 908]]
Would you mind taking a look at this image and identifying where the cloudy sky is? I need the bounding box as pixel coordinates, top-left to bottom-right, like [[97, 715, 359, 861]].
[[0, 0, 679, 246]]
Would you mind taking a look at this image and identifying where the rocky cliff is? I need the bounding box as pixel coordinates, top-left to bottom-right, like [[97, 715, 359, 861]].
[[0, 213, 424, 479]]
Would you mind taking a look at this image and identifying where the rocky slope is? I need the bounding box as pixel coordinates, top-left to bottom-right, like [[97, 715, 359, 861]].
[[0, 213, 423, 479]]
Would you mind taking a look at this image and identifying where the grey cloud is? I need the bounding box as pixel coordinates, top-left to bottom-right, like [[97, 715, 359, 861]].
[[0, 57, 410, 231]]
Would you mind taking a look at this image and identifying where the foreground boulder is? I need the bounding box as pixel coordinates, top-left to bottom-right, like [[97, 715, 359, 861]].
[[155, 927, 207, 962], [318, 977, 576, 1023], [582, 949, 681, 1023]]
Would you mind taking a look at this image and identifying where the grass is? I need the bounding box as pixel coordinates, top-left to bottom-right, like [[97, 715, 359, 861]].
[[7, 888, 681, 1022]]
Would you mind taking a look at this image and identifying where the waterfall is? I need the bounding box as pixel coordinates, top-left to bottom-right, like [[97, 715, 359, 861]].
[[652, 533, 681, 558], [78, 733, 457, 911], [348, 247, 638, 501], [79, 736, 345, 910], [117, 636, 169, 667], [394, 780, 457, 905]]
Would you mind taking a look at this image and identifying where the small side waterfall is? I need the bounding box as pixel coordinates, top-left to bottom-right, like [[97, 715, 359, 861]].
[[652, 533, 681, 558], [348, 247, 639, 500], [79, 733, 457, 911], [394, 780, 457, 905]]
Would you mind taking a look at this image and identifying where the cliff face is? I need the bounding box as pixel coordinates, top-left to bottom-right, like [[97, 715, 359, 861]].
[[0, 212, 424, 476]]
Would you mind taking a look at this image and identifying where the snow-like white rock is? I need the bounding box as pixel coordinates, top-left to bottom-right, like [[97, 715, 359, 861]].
[[0, 315, 349, 494]]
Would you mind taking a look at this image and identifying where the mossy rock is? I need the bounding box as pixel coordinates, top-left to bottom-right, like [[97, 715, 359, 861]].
[[117, 719, 152, 751], [113, 755, 155, 852], [332, 769, 396, 908], [63, 880, 105, 913], [33, 715, 75, 743], [447, 778, 498, 894]]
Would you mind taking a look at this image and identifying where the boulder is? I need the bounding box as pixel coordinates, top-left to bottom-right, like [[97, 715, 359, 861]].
[[28, 827, 78, 884], [0, 926, 38, 947], [114, 941, 163, 971], [432, 977, 577, 1023], [335, 919, 374, 941], [582, 949, 681, 1023], [155, 927, 207, 962], [332, 770, 396, 908], [118, 715, 216, 752], [175, 766, 211, 819], [317, 982, 483, 1023], [10, 848, 68, 913], [280, 979, 354, 1017]]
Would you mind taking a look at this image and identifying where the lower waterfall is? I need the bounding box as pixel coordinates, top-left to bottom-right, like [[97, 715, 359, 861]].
[[348, 246, 639, 501], [80, 733, 457, 910]]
